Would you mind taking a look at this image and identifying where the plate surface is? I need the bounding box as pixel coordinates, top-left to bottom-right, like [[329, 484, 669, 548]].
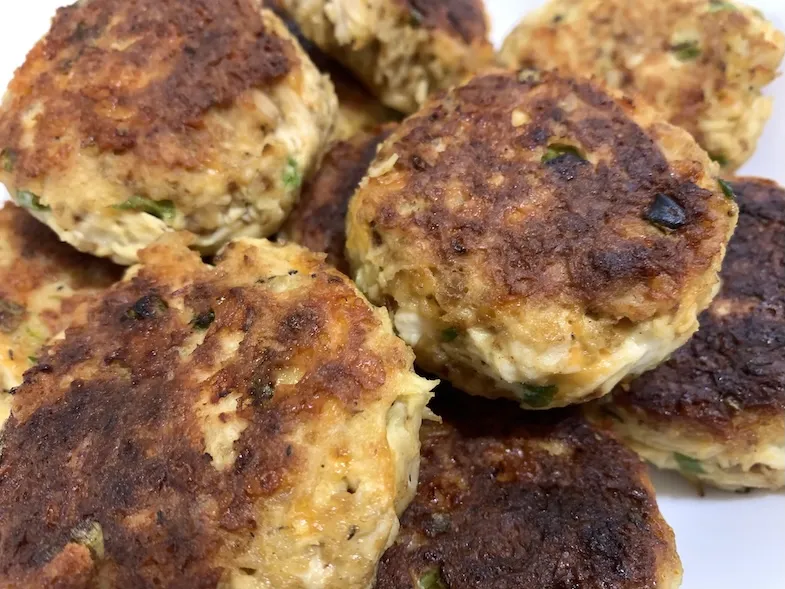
[[0, 1, 783, 588]]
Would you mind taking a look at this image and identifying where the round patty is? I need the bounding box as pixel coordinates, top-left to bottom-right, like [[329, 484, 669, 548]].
[[0, 203, 120, 426], [280, 125, 395, 273], [499, 0, 785, 172], [277, 0, 495, 113], [595, 178, 785, 490], [0, 0, 337, 265], [347, 70, 738, 409], [375, 387, 682, 589], [0, 236, 434, 588]]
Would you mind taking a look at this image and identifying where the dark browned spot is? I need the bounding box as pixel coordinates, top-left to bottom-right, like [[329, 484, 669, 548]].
[[400, 0, 488, 43]]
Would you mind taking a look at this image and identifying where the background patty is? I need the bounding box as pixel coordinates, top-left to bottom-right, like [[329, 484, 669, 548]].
[[280, 125, 394, 273], [347, 70, 737, 408], [597, 178, 785, 490], [0, 0, 337, 264], [277, 0, 495, 112], [376, 387, 682, 589], [0, 236, 434, 588], [0, 203, 120, 424], [499, 0, 785, 171]]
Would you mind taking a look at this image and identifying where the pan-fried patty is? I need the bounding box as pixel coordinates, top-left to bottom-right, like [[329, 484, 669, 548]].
[[0, 0, 337, 264], [0, 236, 434, 588], [375, 388, 682, 589], [0, 203, 120, 427], [280, 125, 394, 273], [499, 0, 785, 171], [347, 70, 737, 408], [595, 178, 785, 490], [277, 0, 495, 113]]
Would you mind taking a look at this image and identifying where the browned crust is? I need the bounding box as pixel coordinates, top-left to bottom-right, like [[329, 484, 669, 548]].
[[611, 178, 785, 433], [281, 126, 395, 272], [0, 238, 407, 587], [354, 71, 733, 320], [0, 203, 121, 341], [376, 387, 679, 589], [398, 0, 489, 44], [0, 0, 294, 183]]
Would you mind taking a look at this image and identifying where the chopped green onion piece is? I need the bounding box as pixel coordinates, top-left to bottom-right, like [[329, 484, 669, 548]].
[[418, 567, 447, 589], [644, 193, 687, 230], [708, 152, 728, 167], [517, 68, 541, 84], [709, 0, 737, 12], [27, 355, 38, 364], [672, 41, 701, 61], [441, 327, 459, 342], [191, 309, 215, 330], [282, 157, 301, 190], [16, 190, 50, 212], [410, 8, 425, 26], [674, 452, 705, 474], [70, 520, 105, 559], [717, 178, 737, 201], [516, 383, 557, 408], [542, 143, 584, 164], [114, 196, 175, 221], [1, 148, 16, 172]]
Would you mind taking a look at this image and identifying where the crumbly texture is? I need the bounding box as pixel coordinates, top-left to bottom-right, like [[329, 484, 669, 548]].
[[499, 0, 785, 172], [280, 126, 394, 273], [0, 236, 434, 588], [0, 0, 337, 264], [278, 0, 495, 112], [596, 178, 785, 490], [347, 71, 737, 408], [376, 389, 682, 589], [0, 204, 120, 423]]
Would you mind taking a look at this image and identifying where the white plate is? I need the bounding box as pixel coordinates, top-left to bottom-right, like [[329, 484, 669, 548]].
[[0, 2, 783, 588]]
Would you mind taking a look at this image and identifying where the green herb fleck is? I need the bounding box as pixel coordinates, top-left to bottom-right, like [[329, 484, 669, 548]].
[[717, 178, 737, 201], [674, 452, 705, 474], [27, 355, 38, 364], [418, 567, 447, 589], [441, 327, 459, 342], [1, 148, 16, 172], [282, 157, 301, 190], [191, 309, 215, 330], [672, 41, 701, 61], [124, 294, 168, 320], [250, 379, 275, 402], [709, 0, 737, 12], [70, 520, 105, 559], [518, 68, 541, 85], [16, 190, 50, 212], [542, 143, 585, 164], [114, 196, 175, 221], [516, 383, 557, 408], [708, 152, 728, 167], [410, 8, 425, 26], [0, 298, 26, 333]]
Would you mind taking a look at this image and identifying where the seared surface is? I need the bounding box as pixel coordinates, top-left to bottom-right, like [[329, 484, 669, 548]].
[[376, 388, 681, 589], [399, 0, 489, 43], [281, 126, 394, 272], [0, 204, 120, 391], [0, 237, 432, 588], [0, 0, 293, 181], [613, 178, 785, 432]]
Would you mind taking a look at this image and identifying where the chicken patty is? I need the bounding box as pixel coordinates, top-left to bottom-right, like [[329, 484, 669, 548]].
[[499, 0, 785, 172], [0, 236, 434, 588], [0, 0, 337, 264], [594, 178, 785, 490], [280, 125, 394, 273], [277, 0, 496, 113], [347, 71, 737, 408], [376, 387, 682, 589], [0, 203, 120, 428]]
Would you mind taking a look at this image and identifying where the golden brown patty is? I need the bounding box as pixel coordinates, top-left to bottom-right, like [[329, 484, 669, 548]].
[[347, 70, 737, 408], [0, 236, 434, 588], [599, 178, 785, 489], [0, 203, 120, 395], [0, 0, 336, 264], [376, 388, 682, 589], [278, 0, 495, 112], [280, 125, 394, 273], [499, 0, 785, 171]]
